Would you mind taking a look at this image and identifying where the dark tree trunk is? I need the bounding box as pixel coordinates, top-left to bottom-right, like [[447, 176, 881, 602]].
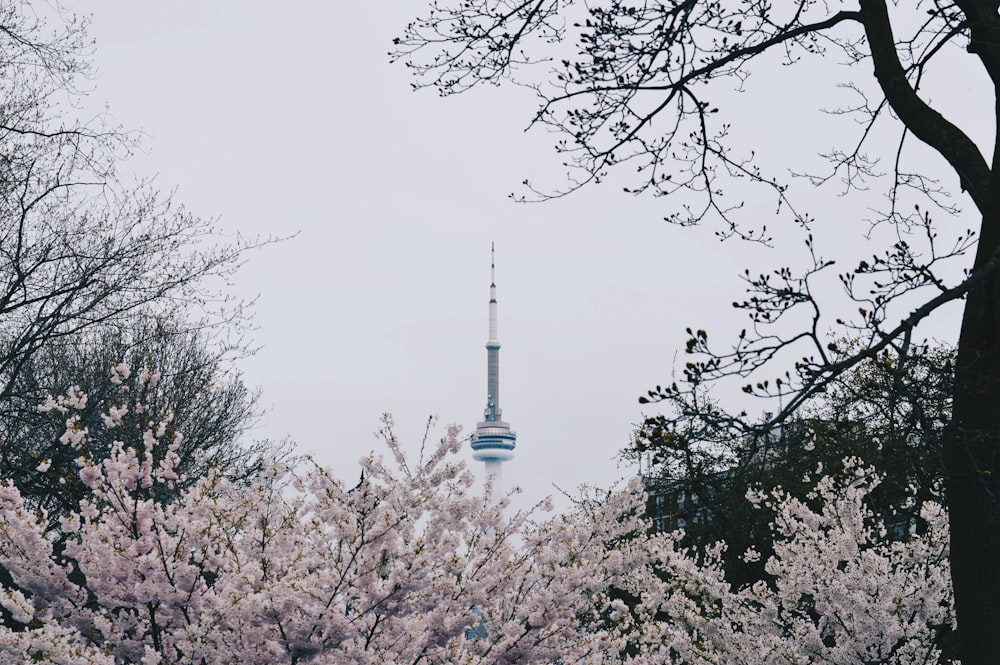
[[861, 0, 1000, 657], [948, 207, 1000, 664]]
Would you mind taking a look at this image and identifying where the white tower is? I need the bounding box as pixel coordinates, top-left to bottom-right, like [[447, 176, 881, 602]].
[[470, 242, 516, 487]]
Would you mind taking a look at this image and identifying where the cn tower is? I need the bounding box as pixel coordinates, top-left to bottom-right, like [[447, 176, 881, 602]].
[[470, 242, 516, 486]]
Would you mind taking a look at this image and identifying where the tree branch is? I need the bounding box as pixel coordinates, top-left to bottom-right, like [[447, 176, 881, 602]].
[[860, 0, 992, 213]]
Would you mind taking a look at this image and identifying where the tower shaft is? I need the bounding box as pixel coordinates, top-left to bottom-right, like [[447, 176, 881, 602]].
[[486, 343, 500, 420]]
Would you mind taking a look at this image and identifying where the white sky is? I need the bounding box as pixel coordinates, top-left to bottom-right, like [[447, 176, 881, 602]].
[[81, 3, 979, 509]]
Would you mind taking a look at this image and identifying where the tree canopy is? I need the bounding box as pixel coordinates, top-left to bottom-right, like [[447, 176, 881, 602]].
[[0, 2, 261, 401], [0, 385, 954, 664], [1, 315, 277, 524], [0, 2, 273, 522]]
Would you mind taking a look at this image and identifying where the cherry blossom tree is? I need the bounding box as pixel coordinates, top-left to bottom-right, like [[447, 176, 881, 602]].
[[643, 464, 954, 663], [0, 1, 274, 539], [13, 317, 276, 526], [0, 376, 953, 663]]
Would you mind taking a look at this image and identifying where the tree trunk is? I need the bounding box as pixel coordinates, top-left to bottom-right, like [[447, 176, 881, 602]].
[[948, 211, 1000, 664]]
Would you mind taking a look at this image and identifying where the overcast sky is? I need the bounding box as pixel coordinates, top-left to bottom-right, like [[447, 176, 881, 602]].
[[82, 3, 978, 509]]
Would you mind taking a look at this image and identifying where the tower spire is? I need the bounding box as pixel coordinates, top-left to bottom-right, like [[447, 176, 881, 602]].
[[489, 242, 498, 349], [471, 242, 516, 487]]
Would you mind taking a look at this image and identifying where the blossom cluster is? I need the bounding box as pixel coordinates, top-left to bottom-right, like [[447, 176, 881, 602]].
[[0, 370, 954, 663]]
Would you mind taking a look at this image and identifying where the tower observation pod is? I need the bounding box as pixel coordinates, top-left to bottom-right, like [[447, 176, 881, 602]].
[[470, 242, 516, 487]]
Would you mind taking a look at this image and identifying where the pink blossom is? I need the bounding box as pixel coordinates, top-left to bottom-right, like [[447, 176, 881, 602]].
[[110, 363, 130, 385], [0, 386, 953, 664]]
